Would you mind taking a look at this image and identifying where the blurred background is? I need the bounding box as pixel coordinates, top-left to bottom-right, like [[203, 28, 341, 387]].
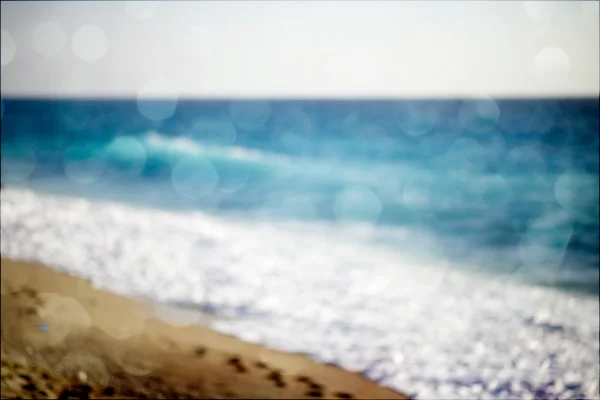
[[1, 1, 599, 399]]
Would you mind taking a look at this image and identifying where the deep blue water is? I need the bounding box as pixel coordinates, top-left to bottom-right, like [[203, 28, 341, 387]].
[[1, 98, 599, 292]]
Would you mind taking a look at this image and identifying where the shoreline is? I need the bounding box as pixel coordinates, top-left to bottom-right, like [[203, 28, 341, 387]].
[[1, 258, 408, 399], [2, 185, 598, 300], [2, 186, 599, 399]]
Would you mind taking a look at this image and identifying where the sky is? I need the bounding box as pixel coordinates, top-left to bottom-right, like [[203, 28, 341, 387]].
[[1, 1, 599, 99]]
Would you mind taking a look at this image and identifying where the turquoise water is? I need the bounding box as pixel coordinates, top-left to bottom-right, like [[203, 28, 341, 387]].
[[2, 98, 598, 291], [1, 98, 599, 399]]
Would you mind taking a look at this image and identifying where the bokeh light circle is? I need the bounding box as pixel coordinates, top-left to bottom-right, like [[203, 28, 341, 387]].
[[40, 293, 91, 329], [137, 80, 179, 121], [1, 29, 17, 67], [524, 1, 559, 21], [23, 293, 91, 348], [535, 47, 571, 84], [505, 146, 546, 174], [1, 148, 37, 182], [190, 116, 237, 146], [279, 130, 308, 154], [63, 145, 107, 185], [582, 1, 600, 22], [274, 106, 313, 137], [151, 303, 202, 327], [554, 171, 599, 222], [98, 309, 146, 340], [32, 21, 67, 58], [402, 176, 433, 211], [394, 102, 439, 137], [105, 136, 147, 178], [459, 97, 500, 134], [60, 353, 110, 386], [517, 211, 573, 278], [333, 186, 382, 225], [114, 340, 161, 376], [228, 101, 272, 131], [443, 138, 487, 176], [215, 161, 249, 194], [482, 174, 513, 207], [171, 156, 219, 199], [125, 1, 160, 20], [72, 25, 108, 62]]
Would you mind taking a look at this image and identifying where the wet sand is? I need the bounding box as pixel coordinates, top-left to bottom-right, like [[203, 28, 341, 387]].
[[0, 258, 409, 399]]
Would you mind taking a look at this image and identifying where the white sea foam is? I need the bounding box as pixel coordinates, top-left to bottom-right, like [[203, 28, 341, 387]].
[[1, 187, 598, 399], [142, 130, 289, 164]]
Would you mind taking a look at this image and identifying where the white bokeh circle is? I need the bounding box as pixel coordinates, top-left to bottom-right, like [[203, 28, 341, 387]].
[[394, 102, 439, 137], [582, 1, 600, 22], [151, 303, 202, 327], [190, 116, 237, 146], [171, 156, 219, 199], [517, 212, 573, 275], [1, 29, 17, 67], [333, 186, 382, 225], [125, 1, 160, 20], [504, 146, 546, 177], [38, 293, 92, 340], [229, 101, 272, 131], [114, 341, 161, 376], [215, 161, 249, 194], [349, 121, 389, 141], [279, 130, 308, 154], [32, 21, 67, 58], [218, 175, 248, 194], [402, 176, 434, 211], [105, 136, 147, 178], [97, 308, 146, 340], [275, 106, 313, 135], [0, 148, 37, 182], [502, 146, 548, 199], [523, 1, 560, 21], [63, 146, 107, 185], [443, 138, 487, 176], [459, 97, 500, 134], [137, 80, 179, 121], [483, 174, 513, 207], [60, 353, 110, 386], [72, 25, 108, 62], [23, 293, 91, 348], [535, 47, 571, 84], [554, 171, 599, 221]]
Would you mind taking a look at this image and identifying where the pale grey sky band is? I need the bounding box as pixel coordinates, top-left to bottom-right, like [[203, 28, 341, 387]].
[[1, 1, 598, 98]]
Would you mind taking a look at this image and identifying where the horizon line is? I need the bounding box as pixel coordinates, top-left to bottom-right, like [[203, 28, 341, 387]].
[[2, 94, 599, 102]]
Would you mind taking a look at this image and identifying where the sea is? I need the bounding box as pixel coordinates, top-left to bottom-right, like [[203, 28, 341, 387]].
[[1, 98, 599, 399]]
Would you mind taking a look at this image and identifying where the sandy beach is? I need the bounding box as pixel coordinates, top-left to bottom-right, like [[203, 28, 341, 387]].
[[0, 258, 408, 399]]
